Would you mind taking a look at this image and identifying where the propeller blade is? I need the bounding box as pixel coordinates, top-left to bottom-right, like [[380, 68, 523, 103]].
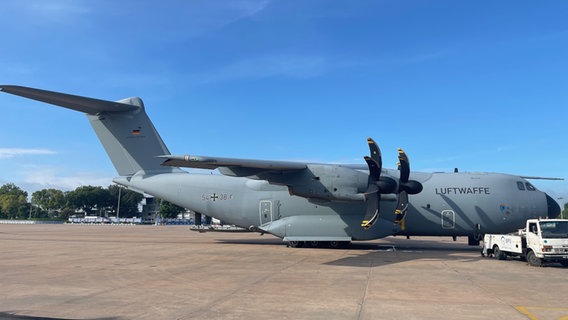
[[398, 148, 410, 183], [367, 138, 382, 171], [361, 189, 380, 229], [364, 156, 380, 182], [394, 191, 408, 224], [394, 148, 422, 224], [361, 138, 382, 229], [397, 148, 422, 194]]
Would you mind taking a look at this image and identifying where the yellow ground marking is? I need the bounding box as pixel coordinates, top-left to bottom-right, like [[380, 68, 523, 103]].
[[515, 306, 568, 320]]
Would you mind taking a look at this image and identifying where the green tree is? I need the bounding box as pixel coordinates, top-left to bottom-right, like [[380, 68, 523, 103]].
[[158, 200, 185, 219], [32, 188, 65, 219], [66, 186, 112, 216], [58, 207, 76, 220], [108, 185, 143, 218], [0, 183, 29, 219]]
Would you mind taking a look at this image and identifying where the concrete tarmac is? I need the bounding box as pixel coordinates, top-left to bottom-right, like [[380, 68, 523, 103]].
[[0, 224, 567, 320]]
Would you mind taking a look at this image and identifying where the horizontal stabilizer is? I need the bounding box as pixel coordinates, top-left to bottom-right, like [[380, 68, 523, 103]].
[[0, 85, 139, 114], [1, 85, 173, 176]]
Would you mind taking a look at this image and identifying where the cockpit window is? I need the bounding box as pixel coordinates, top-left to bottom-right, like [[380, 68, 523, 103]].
[[525, 182, 536, 191], [517, 181, 525, 190]]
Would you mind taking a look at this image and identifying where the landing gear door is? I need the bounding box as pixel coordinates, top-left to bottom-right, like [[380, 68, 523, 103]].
[[259, 200, 273, 225]]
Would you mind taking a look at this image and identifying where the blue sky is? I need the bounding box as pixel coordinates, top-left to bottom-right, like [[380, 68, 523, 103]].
[[0, 0, 567, 206]]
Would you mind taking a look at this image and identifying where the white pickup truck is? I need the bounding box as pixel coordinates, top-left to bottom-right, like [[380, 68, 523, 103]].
[[483, 219, 568, 267]]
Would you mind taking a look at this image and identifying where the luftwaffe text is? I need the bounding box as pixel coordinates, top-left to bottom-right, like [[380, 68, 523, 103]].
[[435, 187, 490, 195]]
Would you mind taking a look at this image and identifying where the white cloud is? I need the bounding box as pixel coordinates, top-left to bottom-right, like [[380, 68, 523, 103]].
[[184, 0, 271, 35], [197, 50, 446, 84], [23, 171, 113, 191], [0, 62, 37, 77], [0, 162, 115, 195], [215, 0, 271, 25], [377, 52, 447, 67], [0, 148, 56, 159], [1, 1, 91, 26], [200, 54, 328, 83], [28, 2, 90, 15]]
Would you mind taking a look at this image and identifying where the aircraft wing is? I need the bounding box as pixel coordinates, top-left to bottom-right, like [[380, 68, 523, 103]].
[[520, 176, 564, 180], [159, 155, 307, 176]]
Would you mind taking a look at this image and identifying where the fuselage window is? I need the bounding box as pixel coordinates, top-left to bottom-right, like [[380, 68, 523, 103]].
[[517, 181, 525, 191], [525, 182, 536, 191]]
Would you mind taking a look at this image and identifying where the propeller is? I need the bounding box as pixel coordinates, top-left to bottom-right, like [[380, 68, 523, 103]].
[[394, 148, 423, 224], [360, 139, 423, 229], [361, 138, 396, 229], [361, 138, 382, 229]]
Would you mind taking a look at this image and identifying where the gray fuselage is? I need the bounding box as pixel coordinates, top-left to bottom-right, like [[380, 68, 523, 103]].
[[115, 169, 556, 241]]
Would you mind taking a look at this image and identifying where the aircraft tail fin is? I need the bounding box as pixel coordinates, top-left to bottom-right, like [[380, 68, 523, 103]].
[[0, 85, 178, 176]]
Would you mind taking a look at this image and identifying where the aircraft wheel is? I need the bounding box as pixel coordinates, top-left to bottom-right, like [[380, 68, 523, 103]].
[[329, 241, 350, 249], [493, 245, 507, 260], [288, 241, 304, 248], [526, 251, 542, 267]]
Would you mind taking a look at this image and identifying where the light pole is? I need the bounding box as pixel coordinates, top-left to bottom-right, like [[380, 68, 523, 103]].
[[116, 186, 122, 223]]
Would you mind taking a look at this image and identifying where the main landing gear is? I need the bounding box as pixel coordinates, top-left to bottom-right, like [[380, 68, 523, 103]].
[[287, 241, 351, 249]]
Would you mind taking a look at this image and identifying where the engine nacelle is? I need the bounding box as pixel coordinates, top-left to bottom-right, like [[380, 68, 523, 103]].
[[286, 164, 368, 201]]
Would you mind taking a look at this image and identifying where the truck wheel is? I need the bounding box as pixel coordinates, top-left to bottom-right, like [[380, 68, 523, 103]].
[[526, 251, 542, 267], [493, 245, 507, 260], [560, 261, 568, 267]]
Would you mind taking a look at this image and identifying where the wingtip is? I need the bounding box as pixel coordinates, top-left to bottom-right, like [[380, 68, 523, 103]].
[[0, 85, 19, 91]]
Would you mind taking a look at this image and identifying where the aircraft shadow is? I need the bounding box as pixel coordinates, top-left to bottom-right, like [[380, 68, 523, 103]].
[[325, 241, 482, 268], [482, 255, 568, 269], [217, 236, 478, 250], [0, 312, 120, 320], [216, 236, 487, 268], [216, 237, 283, 246]]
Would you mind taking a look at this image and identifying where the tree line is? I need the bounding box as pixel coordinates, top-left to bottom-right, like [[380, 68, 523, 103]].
[[0, 183, 144, 220]]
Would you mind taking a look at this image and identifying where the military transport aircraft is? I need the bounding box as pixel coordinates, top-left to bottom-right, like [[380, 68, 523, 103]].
[[1, 85, 562, 248]]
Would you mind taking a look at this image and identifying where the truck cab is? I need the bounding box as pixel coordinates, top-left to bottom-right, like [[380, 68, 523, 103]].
[[527, 219, 568, 265]]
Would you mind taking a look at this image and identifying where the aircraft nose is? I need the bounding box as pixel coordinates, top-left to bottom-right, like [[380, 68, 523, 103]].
[[545, 193, 561, 218]]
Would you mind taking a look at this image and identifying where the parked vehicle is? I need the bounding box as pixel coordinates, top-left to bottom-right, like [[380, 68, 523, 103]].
[[482, 219, 568, 267]]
